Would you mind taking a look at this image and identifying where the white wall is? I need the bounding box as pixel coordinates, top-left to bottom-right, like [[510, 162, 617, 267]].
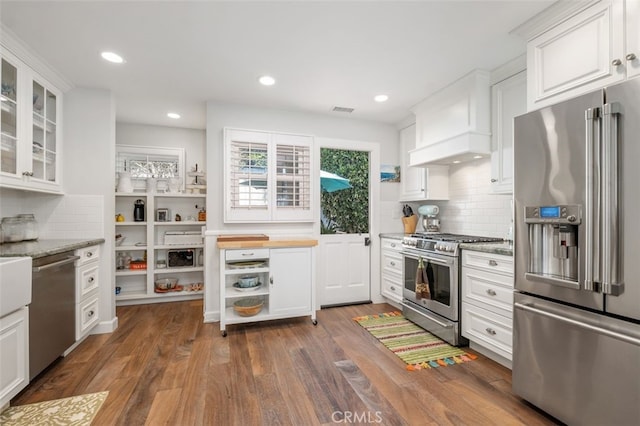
[[116, 122, 206, 176], [203, 101, 398, 320], [63, 87, 117, 334], [406, 158, 512, 238]]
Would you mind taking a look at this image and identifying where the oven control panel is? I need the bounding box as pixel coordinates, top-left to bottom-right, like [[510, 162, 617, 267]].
[[402, 237, 458, 255]]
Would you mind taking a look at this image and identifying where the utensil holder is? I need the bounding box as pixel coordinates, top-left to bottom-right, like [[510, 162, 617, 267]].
[[402, 215, 418, 234]]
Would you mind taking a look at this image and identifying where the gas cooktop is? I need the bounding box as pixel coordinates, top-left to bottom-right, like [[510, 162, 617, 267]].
[[409, 233, 504, 243], [402, 233, 503, 256]]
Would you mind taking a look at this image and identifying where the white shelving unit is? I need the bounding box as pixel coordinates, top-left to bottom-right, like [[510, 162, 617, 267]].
[[115, 192, 206, 305]]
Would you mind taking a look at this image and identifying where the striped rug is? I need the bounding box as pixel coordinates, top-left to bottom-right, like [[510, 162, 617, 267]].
[[353, 311, 476, 371]]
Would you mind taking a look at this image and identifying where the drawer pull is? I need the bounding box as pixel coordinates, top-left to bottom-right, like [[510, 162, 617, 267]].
[[86, 252, 93, 258], [242, 253, 255, 257], [88, 277, 95, 283], [390, 261, 396, 266], [488, 260, 498, 266], [486, 289, 497, 296], [485, 327, 497, 335], [390, 243, 396, 248]]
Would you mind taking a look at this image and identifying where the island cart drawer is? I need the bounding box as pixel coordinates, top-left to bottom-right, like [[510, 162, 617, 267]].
[[226, 248, 270, 262]]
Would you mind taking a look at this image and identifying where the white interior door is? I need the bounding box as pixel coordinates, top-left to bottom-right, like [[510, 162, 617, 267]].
[[315, 139, 379, 307]]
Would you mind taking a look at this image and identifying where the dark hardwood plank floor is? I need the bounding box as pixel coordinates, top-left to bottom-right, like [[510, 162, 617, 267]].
[[11, 301, 559, 425]]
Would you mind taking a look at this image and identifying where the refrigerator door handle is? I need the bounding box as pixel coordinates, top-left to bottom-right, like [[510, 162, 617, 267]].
[[601, 103, 624, 296], [515, 302, 640, 347], [584, 107, 601, 292]]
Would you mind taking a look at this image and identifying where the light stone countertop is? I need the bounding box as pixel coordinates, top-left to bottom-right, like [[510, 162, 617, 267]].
[[0, 238, 105, 258], [379, 233, 406, 240]]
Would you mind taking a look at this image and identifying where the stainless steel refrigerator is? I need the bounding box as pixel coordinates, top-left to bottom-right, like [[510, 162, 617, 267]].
[[513, 78, 640, 425]]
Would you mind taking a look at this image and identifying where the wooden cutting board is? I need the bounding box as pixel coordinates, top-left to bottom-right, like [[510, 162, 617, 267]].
[[217, 234, 269, 242]]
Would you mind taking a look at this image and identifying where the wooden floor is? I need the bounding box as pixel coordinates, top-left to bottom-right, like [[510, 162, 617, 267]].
[[12, 301, 559, 425]]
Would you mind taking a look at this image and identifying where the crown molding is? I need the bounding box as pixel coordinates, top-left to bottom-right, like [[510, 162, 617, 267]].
[[510, 0, 601, 41], [1, 23, 74, 92]]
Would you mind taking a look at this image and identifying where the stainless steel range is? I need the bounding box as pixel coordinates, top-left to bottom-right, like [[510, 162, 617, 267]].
[[401, 232, 502, 346]]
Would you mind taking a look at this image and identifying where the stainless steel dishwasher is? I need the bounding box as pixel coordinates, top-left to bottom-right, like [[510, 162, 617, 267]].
[[30, 251, 79, 379]]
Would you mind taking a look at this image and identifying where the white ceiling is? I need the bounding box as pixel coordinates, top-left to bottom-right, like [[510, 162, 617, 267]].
[[0, 1, 554, 130]]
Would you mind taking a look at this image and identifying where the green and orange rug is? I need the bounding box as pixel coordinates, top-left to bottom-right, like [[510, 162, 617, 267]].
[[353, 311, 477, 371]]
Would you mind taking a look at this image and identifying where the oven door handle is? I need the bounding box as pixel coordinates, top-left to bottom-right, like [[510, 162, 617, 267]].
[[402, 252, 454, 266], [401, 302, 453, 329]]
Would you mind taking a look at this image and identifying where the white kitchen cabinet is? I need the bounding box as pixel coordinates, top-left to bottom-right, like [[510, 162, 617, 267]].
[[115, 193, 205, 305], [380, 237, 403, 305], [490, 71, 527, 194], [461, 249, 514, 368], [0, 46, 63, 194], [399, 124, 449, 201], [0, 306, 29, 408], [74, 245, 100, 340], [224, 128, 313, 223], [525, 0, 640, 110], [219, 246, 316, 336]]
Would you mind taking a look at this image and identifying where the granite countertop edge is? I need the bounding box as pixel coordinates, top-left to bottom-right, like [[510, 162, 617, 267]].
[[459, 242, 513, 256], [0, 238, 106, 258]]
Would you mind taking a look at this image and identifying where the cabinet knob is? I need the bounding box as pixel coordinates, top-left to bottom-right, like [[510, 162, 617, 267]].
[[269, 276, 273, 285], [612, 58, 622, 66], [486, 289, 497, 296], [488, 260, 498, 266], [390, 243, 396, 248], [627, 53, 637, 61], [390, 286, 396, 291], [88, 310, 95, 317], [88, 277, 95, 283], [22, 171, 33, 177], [485, 327, 497, 336], [390, 261, 396, 267], [490, 178, 497, 183], [86, 252, 93, 257]]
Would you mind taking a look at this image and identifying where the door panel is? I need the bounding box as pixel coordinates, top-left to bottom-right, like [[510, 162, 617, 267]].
[[318, 235, 369, 306]]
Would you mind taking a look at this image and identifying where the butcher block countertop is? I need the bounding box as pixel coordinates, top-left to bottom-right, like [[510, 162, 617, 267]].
[[217, 237, 318, 249]]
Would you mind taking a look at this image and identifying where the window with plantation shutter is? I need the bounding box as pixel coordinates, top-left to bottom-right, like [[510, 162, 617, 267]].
[[224, 128, 314, 223], [229, 141, 268, 210]]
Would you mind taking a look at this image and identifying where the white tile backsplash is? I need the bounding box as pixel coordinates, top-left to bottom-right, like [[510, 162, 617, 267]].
[[0, 189, 104, 240], [433, 158, 512, 238]]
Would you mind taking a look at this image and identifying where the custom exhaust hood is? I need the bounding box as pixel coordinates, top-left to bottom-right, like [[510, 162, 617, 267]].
[[409, 70, 491, 166]]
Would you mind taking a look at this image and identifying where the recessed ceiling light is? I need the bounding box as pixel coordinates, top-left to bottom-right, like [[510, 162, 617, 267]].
[[473, 155, 483, 159], [167, 112, 181, 119], [453, 160, 461, 164], [258, 75, 276, 86], [100, 51, 124, 64], [374, 94, 389, 102]]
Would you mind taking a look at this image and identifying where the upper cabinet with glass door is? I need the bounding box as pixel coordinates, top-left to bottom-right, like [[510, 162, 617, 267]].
[[224, 128, 313, 223], [0, 46, 63, 194]]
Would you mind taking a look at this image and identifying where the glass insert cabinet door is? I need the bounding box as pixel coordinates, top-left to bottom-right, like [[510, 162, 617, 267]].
[[1, 58, 18, 175], [31, 80, 57, 182]]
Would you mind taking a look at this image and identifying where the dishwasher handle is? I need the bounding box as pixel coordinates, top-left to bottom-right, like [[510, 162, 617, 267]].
[[32, 255, 80, 273]]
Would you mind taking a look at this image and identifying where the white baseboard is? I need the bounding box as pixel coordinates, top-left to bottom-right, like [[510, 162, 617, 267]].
[[92, 317, 119, 335], [203, 310, 220, 323]]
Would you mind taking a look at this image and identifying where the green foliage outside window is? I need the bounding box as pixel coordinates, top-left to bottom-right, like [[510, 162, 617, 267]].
[[321, 148, 369, 234]]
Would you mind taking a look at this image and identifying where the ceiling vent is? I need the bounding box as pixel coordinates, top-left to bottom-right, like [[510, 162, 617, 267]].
[[332, 106, 354, 113]]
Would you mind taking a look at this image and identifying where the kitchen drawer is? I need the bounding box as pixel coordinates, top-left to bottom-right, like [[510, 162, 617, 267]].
[[76, 295, 99, 340], [462, 302, 512, 361], [75, 245, 100, 267], [382, 252, 402, 275], [76, 262, 99, 299], [225, 248, 270, 262], [381, 238, 402, 253], [462, 267, 513, 318], [381, 273, 403, 303], [462, 250, 513, 275]]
